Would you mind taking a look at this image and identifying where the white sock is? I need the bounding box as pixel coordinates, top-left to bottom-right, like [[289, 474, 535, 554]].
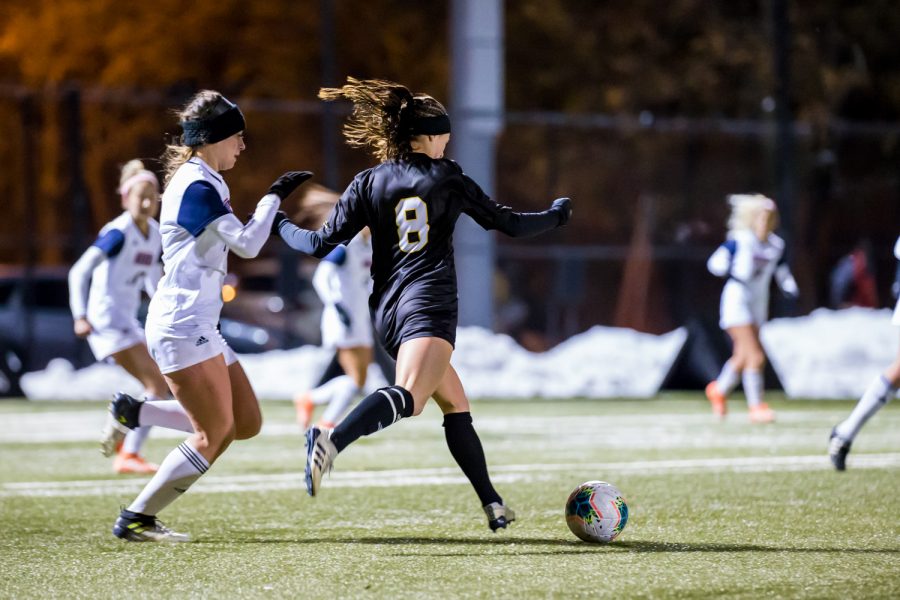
[[743, 369, 764, 407], [319, 378, 362, 426], [121, 427, 152, 454], [835, 375, 896, 442], [310, 375, 354, 406], [716, 361, 740, 395], [127, 441, 209, 516], [140, 400, 194, 433]]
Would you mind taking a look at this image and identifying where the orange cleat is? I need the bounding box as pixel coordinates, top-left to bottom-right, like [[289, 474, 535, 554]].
[[294, 392, 315, 430], [114, 452, 159, 474], [748, 403, 776, 424], [705, 381, 727, 419]]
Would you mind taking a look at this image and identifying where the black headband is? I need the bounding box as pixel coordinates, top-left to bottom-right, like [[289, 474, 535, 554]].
[[180, 104, 246, 146], [410, 114, 451, 135]]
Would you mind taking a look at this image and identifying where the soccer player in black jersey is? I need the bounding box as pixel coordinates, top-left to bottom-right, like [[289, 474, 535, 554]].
[[275, 77, 572, 531]]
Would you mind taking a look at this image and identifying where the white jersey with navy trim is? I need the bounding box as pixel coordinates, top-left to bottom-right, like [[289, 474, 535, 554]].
[[707, 230, 797, 328], [147, 157, 281, 333], [313, 232, 374, 348], [69, 212, 161, 331]]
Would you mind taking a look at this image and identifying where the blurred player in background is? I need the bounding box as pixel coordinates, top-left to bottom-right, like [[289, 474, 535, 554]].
[[291, 185, 384, 431], [68, 159, 184, 474], [705, 194, 798, 424], [276, 77, 572, 531], [829, 235, 900, 470], [104, 90, 311, 542]]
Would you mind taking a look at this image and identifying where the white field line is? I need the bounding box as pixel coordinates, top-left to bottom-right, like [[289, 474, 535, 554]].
[[3, 453, 899, 498]]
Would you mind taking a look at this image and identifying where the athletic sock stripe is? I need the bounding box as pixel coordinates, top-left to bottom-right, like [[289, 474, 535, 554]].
[[177, 443, 208, 474], [388, 386, 407, 412], [378, 389, 398, 423]]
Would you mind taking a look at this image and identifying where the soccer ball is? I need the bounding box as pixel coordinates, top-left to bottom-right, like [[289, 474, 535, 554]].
[[565, 480, 629, 543]]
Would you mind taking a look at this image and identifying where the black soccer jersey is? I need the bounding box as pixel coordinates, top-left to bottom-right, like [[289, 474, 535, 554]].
[[278, 153, 563, 354]]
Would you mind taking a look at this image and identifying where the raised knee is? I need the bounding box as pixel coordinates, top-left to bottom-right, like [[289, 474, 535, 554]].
[[235, 414, 262, 440]]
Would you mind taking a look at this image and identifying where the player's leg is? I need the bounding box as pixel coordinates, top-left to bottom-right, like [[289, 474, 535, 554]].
[[305, 337, 450, 496], [113, 355, 234, 542], [706, 326, 748, 418], [740, 326, 774, 423], [831, 339, 900, 470], [226, 359, 263, 441], [318, 345, 371, 428], [106, 344, 168, 473], [294, 352, 343, 429], [100, 344, 193, 463], [433, 365, 515, 531]]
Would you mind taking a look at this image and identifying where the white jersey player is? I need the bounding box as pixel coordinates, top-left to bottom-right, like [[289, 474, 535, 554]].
[[69, 159, 187, 475], [102, 90, 312, 543], [292, 185, 377, 430], [704, 194, 798, 424], [830, 234, 900, 470]]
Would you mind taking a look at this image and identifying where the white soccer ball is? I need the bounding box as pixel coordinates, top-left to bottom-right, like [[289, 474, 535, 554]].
[[565, 480, 629, 543]]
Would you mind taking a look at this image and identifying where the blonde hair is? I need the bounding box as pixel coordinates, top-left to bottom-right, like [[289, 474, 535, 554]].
[[161, 90, 233, 185], [119, 159, 149, 188], [318, 77, 448, 162], [726, 193, 778, 236]]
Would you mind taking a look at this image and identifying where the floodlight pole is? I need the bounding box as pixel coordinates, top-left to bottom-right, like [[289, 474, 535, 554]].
[[450, 0, 503, 329]]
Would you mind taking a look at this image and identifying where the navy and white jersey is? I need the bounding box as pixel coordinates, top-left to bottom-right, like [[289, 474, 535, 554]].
[[313, 233, 374, 348], [313, 232, 373, 309], [148, 157, 280, 331], [277, 153, 562, 353], [68, 212, 161, 330], [707, 229, 798, 328]]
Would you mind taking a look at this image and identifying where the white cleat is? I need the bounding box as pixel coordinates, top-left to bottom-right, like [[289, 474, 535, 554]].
[[305, 426, 337, 497], [99, 411, 131, 457]]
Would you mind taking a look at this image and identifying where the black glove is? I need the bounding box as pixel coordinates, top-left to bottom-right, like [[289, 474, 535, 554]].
[[334, 302, 352, 328], [268, 171, 313, 200], [550, 197, 572, 226], [270, 210, 288, 236]]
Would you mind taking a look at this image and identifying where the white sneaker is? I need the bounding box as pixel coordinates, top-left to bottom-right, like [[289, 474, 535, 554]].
[[483, 502, 516, 532], [305, 426, 337, 497], [99, 411, 130, 457]]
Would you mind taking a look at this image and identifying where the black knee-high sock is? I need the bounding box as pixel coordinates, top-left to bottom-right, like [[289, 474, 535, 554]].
[[330, 385, 414, 452], [443, 412, 502, 506]]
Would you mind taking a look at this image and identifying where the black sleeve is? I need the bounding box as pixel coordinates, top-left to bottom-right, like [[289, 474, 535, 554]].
[[459, 173, 560, 238], [277, 177, 366, 257]]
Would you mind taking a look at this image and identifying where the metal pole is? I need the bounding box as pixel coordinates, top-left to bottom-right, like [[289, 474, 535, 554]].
[[772, 0, 794, 242], [450, 0, 503, 328]]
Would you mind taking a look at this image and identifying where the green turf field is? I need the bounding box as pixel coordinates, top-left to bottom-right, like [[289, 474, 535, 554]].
[[1, 394, 898, 599]]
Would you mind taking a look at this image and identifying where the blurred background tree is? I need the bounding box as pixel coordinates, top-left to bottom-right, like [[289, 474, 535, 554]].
[[1, 0, 898, 339]]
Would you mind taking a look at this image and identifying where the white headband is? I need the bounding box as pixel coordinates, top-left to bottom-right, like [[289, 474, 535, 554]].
[[119, 171, 160, 197]]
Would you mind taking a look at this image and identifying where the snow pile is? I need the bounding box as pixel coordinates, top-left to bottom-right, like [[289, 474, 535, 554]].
[[20, 325, 687, 401], [452, 326, 688, 399], [761, 307, 897, 399]]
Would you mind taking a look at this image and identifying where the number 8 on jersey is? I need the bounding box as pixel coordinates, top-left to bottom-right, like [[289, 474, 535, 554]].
[[395, 196, 430, 253]]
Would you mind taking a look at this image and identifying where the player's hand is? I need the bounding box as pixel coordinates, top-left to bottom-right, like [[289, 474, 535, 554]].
[[550, 197, 572, 226], [268, 171, 313, 200], [334, 303, 352, 328], [270, 211, 289, 236], [73, 317, 92, 338]]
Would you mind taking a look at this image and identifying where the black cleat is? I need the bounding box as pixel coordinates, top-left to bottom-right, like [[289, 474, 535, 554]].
[[100, 393, 144, 457], [483, 502, 516, 532], [829, 428, 852, 472], [112, 509, 189, 543]]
